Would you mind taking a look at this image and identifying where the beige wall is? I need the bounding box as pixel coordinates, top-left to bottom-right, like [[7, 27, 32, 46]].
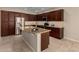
[[0, 11, 1, 37], [52, 7, 79, 41]]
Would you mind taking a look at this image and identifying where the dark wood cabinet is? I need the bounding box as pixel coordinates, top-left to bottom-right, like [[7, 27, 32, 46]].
[[1, 10, 37, 36], [28, 14, 33, 21], [23, 14, 36, 21], [20, 13, 26, 18], [14, 12, 21, 17], [36, 14, 42, 21], [41, 32, 49, 51], [24, 14, 29, 21], [1, 11, 9, 22], [1, 11, 15, 36], [8, 12, 15, 22], [36, 13, 48, 21], [27, 14, 36, 21], [36, 9, 64, 21], [8, 22, 15, 35], [1, 11, 9, 36], [1, 22, 9, 36], [48, 9, 64, 21], [8, 12, 15, 35], [37, 25, 63, 39], [49, 28, 63, 39], [1, 9, 64, 37]]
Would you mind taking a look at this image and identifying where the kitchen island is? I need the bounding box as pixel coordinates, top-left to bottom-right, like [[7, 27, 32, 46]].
[[22, 27, 51, 52]]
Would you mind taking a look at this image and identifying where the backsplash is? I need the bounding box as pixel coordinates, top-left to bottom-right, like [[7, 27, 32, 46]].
[[25, 21, 36, 25], [25, 21, 64, 28]]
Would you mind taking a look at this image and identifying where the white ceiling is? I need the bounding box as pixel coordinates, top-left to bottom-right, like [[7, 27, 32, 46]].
[[22, 7, 54, 12], [0, 7, 55, 14]]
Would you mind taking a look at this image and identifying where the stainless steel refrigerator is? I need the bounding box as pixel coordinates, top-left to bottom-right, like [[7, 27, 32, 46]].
[[15, 17, 24, 35]]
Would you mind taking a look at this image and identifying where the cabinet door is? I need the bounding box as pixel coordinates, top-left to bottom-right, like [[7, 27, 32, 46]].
[[36, 15, 42, 21], [24, 14, 29, 21], [8, 12, 15, 35], [8, 12, 15, 22], [50, 28, 63, 39], [14, 12, 21, 17], [37, 13, 48, 21], [28, 14, 33, 21], [48, 11, 57, 21], [47, 9, 64, 21], [28, 14, 35, 21], [56, 10, 64, 21], [1, 11, 9, 36], [52, 11, 61, 21], [1, 11, 8, 22], [1, 22, 9, 36], [21, 13, 25, 17], [41, 32, 49, 51], [8, 22, 15, 35], [33, 15, 37, 21], [27, 14, 31, 21]]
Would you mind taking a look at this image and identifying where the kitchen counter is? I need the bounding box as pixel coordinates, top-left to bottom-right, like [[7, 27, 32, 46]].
[[23, 27, 51, 34], [31, 25, 64, 39], [22, 27, 51, 52], [23, 25, 64, 39]]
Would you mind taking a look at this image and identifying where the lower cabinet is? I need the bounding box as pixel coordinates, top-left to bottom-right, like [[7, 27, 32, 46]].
[[50, 28, 64, 39], [41, 32, 49, 51], [37, 25, 64, 39], [1, 22, 15, 36], [8, 22, 15, 35], [1, 22, 9, 36]]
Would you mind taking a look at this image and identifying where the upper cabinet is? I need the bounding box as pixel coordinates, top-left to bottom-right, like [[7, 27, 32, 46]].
[[26, 14, 36, 21], [1, 11, 9, 22], [14, 12, 28, 21], [8, 12, 15, 22], [36, 9, 64, 21], [24, 14, 29, 21], [1, 9, 64, 22], [36, 14, 42, 21], [14, 12, 21, 17], [36, 13, 48, 21], [48, 9, 64, 21]]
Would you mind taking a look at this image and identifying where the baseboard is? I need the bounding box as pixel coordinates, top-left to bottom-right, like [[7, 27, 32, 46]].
[[64, 36, 79, 43]]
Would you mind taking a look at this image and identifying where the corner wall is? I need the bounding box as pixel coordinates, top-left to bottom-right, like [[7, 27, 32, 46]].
[[0, 11, 1, 37]]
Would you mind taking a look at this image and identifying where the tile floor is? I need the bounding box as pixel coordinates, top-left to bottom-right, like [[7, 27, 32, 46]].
[[0, 35, 79, 52], [0, 35, 32, 52], [44, 37, 79, 52]]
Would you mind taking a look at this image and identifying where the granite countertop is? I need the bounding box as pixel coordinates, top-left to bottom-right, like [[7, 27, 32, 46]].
[[26, 25, 56, 28], [23, 27, 51, 34]]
